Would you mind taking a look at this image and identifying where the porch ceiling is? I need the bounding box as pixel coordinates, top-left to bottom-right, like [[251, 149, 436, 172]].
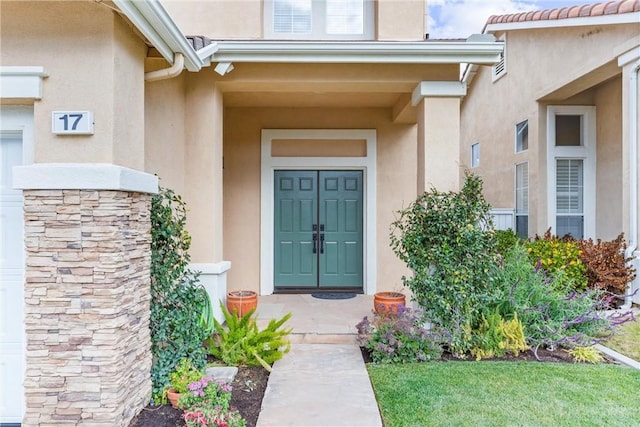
[[213, 62, 455, 120], [223, 91, 401, 108]]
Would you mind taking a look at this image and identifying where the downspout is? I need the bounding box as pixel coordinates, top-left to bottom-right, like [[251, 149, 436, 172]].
[[623, 58, 640, 309], [144, 53, 184, 82]]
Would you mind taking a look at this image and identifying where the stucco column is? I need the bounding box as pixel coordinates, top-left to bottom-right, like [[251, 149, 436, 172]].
[[618, 47, 640, 305], [185, 72, 230, 318], [413, 81, 467, 195], [13, 164, 157, 426]]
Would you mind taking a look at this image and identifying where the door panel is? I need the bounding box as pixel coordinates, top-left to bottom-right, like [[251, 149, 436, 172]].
[[274, 171, 318, 287], [274, 170, 363, 290], [319, 171, 363, 287]]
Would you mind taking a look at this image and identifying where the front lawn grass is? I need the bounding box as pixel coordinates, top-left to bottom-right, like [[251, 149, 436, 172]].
[[604, 318, 640, 361], [368, 362, 640, 427]]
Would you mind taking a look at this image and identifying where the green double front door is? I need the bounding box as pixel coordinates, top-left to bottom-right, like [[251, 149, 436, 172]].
[[274, 170, 363, 291]]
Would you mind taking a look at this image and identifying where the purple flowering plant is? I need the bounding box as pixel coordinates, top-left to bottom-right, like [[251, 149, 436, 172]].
[[356, 306, 443, 364], [178, 376, 233, 411]]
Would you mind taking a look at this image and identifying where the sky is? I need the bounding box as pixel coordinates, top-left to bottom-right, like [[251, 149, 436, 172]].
[[427, 0, 596, 39]]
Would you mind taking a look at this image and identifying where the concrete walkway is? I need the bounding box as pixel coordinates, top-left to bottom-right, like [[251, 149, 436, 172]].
[[254, 295, 383, 427]]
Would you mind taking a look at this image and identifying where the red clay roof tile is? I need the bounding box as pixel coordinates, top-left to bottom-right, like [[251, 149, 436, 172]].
[[485, 0, 638, 26], [619, 0, 640, 12]]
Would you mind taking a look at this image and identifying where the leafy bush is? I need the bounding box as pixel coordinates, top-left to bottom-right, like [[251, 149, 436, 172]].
[[356, 307, 443, 364], [208, 304, 292, 371], [169, 358, 204, 395], [492, 244, 631, 353], [577, 234, 636, 299], [525, 230, 588, 290], [470, 310, 528, 361], [178, 376, 232, 412], [495, 229, 521, 257], [567, 346, 604, 364], [390, 172, 498, 355], [150, 187, 209, 400]]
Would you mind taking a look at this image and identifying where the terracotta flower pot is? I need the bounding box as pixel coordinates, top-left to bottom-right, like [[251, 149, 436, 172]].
[[166, 388, 181, 409], [226, 290, 258, 317], [374, 291, 406, 315]]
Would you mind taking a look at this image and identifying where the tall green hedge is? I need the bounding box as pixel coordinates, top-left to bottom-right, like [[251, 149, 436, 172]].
[[150, 187, 208, 400]]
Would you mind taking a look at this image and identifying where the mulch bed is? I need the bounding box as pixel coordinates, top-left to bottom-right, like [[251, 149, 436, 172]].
[[131, 347, 613, 426], [360, 345, 616, 364], [129, 366, 269, 427]]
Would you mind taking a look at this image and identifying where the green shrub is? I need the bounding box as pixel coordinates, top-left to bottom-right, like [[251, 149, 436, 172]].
[[356, 308, 443, 364], [495, 229, 521, 257], [150, 187, 209, 401], [168, 358, 203, 395], [525, 230, 588, 291], [390, 172, 499, 355], [492, 244, 610, 350], [208, 304, 292, 371]]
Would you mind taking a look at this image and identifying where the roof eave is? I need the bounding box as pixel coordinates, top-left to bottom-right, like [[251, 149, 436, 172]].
[[113, 0, 202, 72], [486, 11, 640, 33], [206, 40, 504, 65]]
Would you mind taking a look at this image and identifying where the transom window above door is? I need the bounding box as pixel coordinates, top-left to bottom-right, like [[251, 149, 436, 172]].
[[265, 0, 375, 40]]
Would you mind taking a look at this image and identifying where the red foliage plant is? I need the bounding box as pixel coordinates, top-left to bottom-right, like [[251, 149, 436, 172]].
[[576, 234, 636, 298]]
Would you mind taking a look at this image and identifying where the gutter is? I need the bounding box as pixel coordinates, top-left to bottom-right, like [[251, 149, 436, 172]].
[[205, 39, 503, 65], [144, 53, 184, 82], [113, 0, 201, 73]]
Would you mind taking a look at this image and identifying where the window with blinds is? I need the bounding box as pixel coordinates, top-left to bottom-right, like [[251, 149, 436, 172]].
[[273, 0, 312, 34], [515, 162, 528, 238], [266, 0, 373, 39], [555, 158, 584, 238]]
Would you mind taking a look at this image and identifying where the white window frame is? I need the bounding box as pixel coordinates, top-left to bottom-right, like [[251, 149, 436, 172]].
[[515, 119, 528, 153], [471, 142, 480, 168], [515, 162, 528, 238], [547, 106, 596, 239], [492, 34, 506, 82], [264, 0, 375, 40]]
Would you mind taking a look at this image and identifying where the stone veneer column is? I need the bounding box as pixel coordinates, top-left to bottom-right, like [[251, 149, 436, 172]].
[[14, 164, 158, 426]]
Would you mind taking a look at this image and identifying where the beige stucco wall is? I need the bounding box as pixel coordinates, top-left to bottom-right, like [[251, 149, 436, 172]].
[[377, 0, 425, 40], [0, 0, 146, 170], [595, 77, 623, 239], [461, 23, 637, 239], [163, 0, 425, 41], [163, 0, 262, 39], [144, 71, 226, 265], [144, 73, 187, 194], [223, 107, 417, 293]]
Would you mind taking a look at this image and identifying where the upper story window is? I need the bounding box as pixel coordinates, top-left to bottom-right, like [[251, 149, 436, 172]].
[[471, 142, 480, 168], [265, 0, 375, 40], [515, 120, 528, 152]]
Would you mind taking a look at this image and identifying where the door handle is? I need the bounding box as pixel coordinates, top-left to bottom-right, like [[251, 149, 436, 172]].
[[312, 224, 318, 254], [319, 224, 325, 254]]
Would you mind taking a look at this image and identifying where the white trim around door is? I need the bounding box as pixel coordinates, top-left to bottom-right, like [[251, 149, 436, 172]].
[[260, 129, 377, 295], [1, 105, 34, 425]]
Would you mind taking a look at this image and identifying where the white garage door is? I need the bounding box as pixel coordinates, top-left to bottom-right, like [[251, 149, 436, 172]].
[[0, 121, 26, 424]]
